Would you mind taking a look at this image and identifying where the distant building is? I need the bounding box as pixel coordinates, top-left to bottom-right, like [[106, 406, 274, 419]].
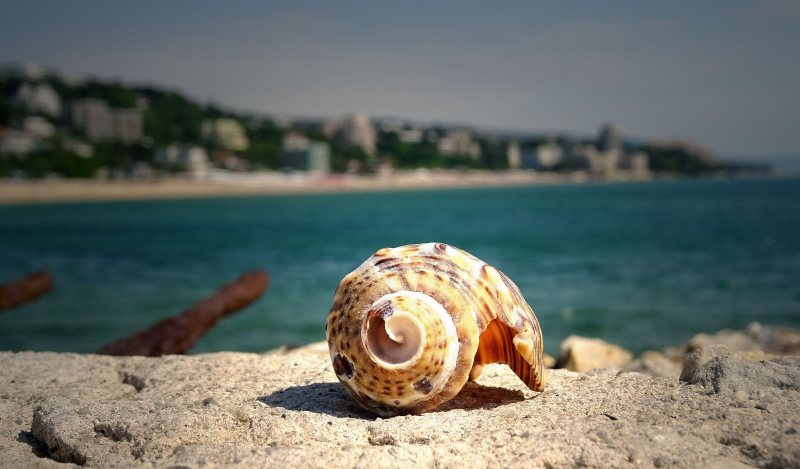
[[71, 99, 142, 143], [534, 142, 563, 169], [111, 109, 143, 144], [201, 118, 249, 152], [399, 129, 423, 144], [563, 143, 595, 170], [324, 113, 376, 156], [63, 138, 93, 158], [156, 144, 209, 179], [22, 116, 55, 139], [378, 119, 405, 133], [563, 125, 650, 179], [17, 82, 62, 117], [507, 141, 521, 169], [437, 129, 481, 159], [597, 123, 622, 153], [0, 129, 37, 156], [282, 131, 331, 173], [183, 147, 209, 179], [71, 99, 113, 141], [625, 151, 650, 178]]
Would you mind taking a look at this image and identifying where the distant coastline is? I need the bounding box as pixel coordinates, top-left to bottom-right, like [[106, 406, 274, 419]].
[[0, 170, 598, 205], [0, 170, 789, 205]]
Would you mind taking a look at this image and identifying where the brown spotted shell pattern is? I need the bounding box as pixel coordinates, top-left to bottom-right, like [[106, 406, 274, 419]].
[[326, 243, 545, 416]]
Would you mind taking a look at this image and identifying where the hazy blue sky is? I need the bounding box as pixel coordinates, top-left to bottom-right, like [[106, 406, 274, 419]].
[[2, 0, 798, 157]]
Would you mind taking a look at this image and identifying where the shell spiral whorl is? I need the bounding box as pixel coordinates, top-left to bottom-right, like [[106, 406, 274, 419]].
[[326, 242, 545, 416]]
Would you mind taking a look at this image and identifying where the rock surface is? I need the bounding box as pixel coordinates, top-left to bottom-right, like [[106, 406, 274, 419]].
[[1, 343, 798, 468], [555, 335, 634, 372]]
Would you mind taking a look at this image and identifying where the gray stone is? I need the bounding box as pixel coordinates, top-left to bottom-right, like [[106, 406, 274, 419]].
[[680, 345, 800, 396], [624, 351, 683, 378]]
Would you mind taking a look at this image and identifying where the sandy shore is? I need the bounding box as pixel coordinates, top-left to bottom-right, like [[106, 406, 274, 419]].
[[0, 170, 595, 205]]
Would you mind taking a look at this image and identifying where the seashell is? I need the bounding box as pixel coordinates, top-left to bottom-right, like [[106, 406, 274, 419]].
[[326, 242, 545, 416]]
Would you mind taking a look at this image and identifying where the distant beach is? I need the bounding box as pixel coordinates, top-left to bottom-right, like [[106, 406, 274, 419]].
[[0, 170, 605, 205]]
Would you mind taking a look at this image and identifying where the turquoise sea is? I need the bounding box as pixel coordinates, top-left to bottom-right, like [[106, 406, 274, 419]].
[[1, 178, 799, 356]]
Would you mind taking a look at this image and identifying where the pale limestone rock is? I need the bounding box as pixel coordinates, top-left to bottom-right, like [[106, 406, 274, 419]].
[[556, 335, 633, 372], [0, 344, 797, 468], [680, 345, 800, 396], [624, 351, 683, 378]]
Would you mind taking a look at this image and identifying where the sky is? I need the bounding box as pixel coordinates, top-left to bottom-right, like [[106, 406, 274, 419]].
[[1, 0, 799, 158]]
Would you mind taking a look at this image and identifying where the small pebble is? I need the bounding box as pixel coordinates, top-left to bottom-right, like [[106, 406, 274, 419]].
[[733, 390, 747, 403]]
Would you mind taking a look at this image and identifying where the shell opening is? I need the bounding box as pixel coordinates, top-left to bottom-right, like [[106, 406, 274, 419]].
[[364, 311, 425, 367]]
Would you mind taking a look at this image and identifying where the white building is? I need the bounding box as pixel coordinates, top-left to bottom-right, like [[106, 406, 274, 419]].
[[112, 109, 143, 145], [324, 113, 376, 156], [507, 141, 521, 169], [22, 116, 55, 139], [71, 99, 113, 141], [201, 118, 249, 152], [64, 138, 93, 158], [399, 129, 423, 144], [184, 147, 210, 179], [437, 129, 481, 159], [535, 142, 564, 169], [156, 144, 209, 179], [0, 130, 37, 155], [17, 83, 62, 117]]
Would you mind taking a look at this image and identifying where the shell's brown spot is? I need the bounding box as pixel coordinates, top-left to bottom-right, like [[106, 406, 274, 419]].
[[435, 243, 447, 251], [332, 354, 355, 380], [374, 257, 395, 267], [368, 301, 394, 319], [413, 377, 433, 395], [394, 400, 400, 405]]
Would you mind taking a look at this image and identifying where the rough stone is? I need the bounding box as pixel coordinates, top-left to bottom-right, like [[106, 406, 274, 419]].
[[0, 344, 798, 468], [624, 351, 683, 378], [680, 345, 800, 396], [556, 335, 634, 372], [665, 322, 800, 361]]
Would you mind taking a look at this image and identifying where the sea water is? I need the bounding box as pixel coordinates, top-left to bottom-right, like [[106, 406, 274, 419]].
[[1, 177, 798, 356]]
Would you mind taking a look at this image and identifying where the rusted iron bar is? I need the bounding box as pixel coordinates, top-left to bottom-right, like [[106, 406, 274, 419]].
[[0, 270, 54, 311], [97, 271, 269, 356]]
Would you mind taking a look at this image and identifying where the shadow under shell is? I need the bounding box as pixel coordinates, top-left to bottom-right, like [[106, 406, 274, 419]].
[[258, 380, 527, 419]]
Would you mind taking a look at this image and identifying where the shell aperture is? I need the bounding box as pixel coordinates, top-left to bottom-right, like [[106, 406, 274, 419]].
[[326, 242, 545, 416]]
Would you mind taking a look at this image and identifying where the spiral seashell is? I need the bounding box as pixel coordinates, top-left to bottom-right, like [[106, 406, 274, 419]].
[[326, 242, 545, 416]]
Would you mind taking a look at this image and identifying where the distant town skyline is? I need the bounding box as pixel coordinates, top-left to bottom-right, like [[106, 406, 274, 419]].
[[2, 0, 799, 158]]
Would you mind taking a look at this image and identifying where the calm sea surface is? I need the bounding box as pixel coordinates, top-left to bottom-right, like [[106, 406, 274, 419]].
[[1, 178, 799, 356]]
